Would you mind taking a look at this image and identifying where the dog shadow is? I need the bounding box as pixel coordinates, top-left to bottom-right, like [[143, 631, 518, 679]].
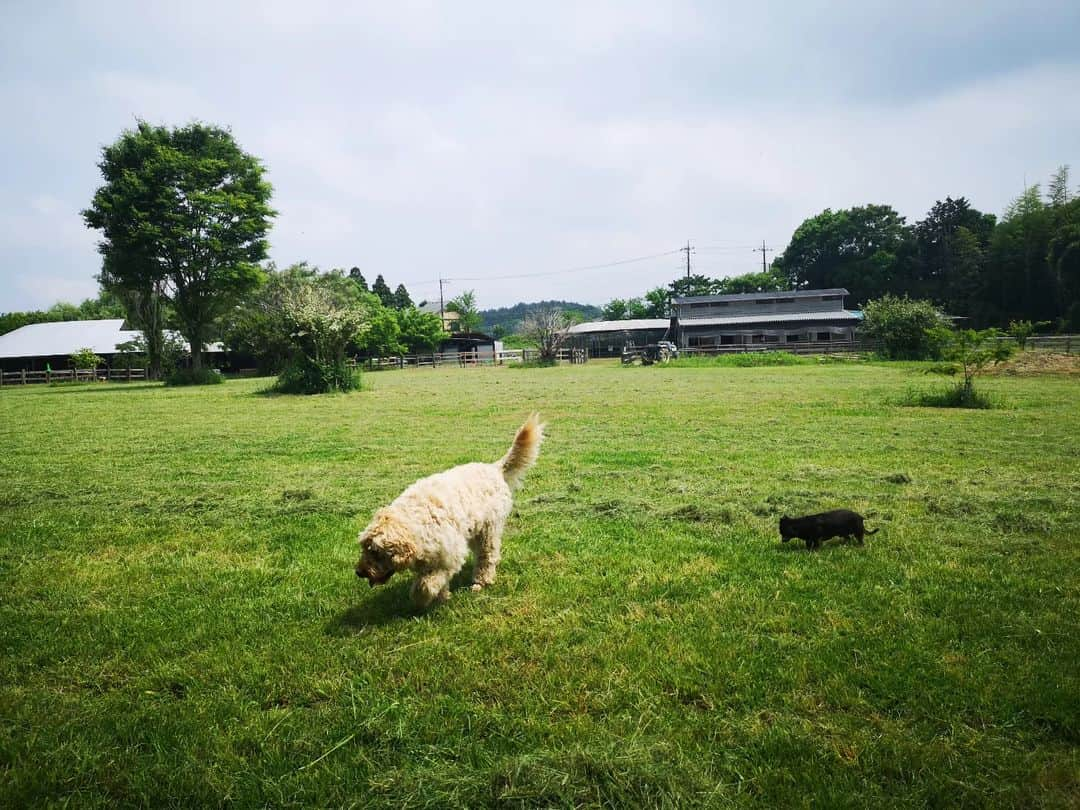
[[325, 562, 477, 636], [777, 539, 862, 553]]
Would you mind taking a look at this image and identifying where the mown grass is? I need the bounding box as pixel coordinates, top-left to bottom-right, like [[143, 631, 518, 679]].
[[667, 350, 812, 368], [1, 361, 1078, 808]]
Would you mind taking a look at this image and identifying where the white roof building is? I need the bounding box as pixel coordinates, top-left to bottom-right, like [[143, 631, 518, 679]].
[[0, 320, 136, 359], [0, 319, 221, 362]]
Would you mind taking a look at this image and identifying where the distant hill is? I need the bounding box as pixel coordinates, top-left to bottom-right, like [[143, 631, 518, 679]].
[[480, 300, 603, 335]]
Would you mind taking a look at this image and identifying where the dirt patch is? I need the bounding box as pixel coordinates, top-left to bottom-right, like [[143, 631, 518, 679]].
[[988, 352, 1080, 376]]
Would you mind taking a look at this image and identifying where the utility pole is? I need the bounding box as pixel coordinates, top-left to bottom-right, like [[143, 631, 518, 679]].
[[680, 241, 694, 279], [439, 278, 447, 329], [753, 239, 773, 273]]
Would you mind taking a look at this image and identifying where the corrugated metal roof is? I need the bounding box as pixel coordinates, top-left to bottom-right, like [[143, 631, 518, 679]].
[[0, 320, 133, 359], [0, 319, 223, 359], [673, 288, 849, 305], [678, 310, 861, 327], [566, 319, 670, 334]]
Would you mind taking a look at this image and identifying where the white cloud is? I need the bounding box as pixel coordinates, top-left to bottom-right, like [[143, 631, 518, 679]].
[[1, 2, 1079, 311]]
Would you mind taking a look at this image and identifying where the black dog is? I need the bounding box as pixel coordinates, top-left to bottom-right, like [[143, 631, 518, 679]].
[[779, 509, 878, 551]]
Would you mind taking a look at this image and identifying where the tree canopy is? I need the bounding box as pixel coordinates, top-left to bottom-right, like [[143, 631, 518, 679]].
[[447, 290, 483, 333], [83, 121, 275, 371]]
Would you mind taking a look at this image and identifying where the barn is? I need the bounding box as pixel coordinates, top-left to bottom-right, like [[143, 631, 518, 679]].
[[0, 319, 222, 373], [567, 289, 862, 357], [672, 289, 861, 348], [565, 318, 672, 358]]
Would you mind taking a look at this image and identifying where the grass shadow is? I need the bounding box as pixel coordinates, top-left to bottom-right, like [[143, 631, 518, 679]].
[[326, 562, 478, 635]]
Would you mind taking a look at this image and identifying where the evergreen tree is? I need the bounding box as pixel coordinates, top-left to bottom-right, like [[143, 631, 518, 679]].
[[348, 267, 368, 291], [371, 274, 394, 307], [392, 284, 413, 309]]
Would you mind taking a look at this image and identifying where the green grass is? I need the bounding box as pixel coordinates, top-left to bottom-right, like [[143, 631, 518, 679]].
[[1, 362, 1078, 808], [667, 350, 814, 368]]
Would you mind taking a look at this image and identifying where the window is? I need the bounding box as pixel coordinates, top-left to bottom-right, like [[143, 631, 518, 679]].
[[816, 332, 831, 341], [786, 333, 803, 342], [720, 335, 735, 345]]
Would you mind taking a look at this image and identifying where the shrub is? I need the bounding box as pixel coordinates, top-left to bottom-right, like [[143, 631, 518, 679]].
[[165, 367, 225, 386], [900, 385, 998, 409], [509, 358, 558, 370], [69, 347, 104, 370], [860, 295, 947, 359], [274, 356, 361, 394], [1006, 319, 1050, 350], [900, 326, 1014, 408]]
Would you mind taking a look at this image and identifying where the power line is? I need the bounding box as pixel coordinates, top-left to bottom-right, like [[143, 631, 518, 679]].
[[696, 245, 759, 253]]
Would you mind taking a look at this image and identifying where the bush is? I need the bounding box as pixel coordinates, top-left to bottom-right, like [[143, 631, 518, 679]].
[[274, 357, 361, 394], [69, 347, 104, 370], [861, 295, 947, 359], [165, 367, 225, 386], [900, 385, 998, 409], [509, 358, 558, 370]]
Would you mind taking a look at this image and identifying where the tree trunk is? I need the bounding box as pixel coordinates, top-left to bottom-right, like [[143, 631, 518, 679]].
[[190, 339, 204, 371]]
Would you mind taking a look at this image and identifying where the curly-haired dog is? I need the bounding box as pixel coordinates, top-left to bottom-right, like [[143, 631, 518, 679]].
[[355, 414, 544, 608]]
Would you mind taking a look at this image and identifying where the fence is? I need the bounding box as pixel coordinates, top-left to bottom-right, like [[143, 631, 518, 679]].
[[1004, 335, 1075, 353], [0, 367, 148, 386], [354, 347, 587, 371], [678, 339, 874, 357]]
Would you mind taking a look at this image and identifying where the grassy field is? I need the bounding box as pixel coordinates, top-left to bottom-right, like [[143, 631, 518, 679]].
[[1, 361, 1078, 808]]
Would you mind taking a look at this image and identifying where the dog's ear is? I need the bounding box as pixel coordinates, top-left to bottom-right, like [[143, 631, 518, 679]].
[[376, 515, 418, 569]]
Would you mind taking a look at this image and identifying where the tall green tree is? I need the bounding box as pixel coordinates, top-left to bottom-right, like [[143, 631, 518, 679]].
[[1047, 197, 1080, 329], [986, 186, 1057, 325], [773, 205, 910, 304], [392, 283, 413, 309], [83, 121, 275, 371], [348, 267, 369, 292], [712, 267, 790, 294], [395, 307, 447, 352], [668, 274, 716, 299], [906, 197, 996, 318], [371, 274, 394, 307], [1048, 165, 1071, 207], [447, 290, 483, 332]]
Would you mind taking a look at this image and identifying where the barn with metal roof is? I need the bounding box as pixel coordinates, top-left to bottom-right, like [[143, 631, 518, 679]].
[[565, 289, 862, 356], [0, 319, 222, 372], [672, 288, 860, 348]]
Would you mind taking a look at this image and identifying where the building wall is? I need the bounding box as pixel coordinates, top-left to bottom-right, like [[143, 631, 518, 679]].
[[569, 328, 669, 357], [680, 323, 856, 347]]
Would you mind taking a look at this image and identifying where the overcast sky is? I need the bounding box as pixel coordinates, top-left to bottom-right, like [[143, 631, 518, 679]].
[[2, 1, 1079, 312]]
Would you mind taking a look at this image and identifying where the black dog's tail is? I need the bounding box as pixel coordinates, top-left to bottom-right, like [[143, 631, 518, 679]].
[[865, 528, 880, 535]]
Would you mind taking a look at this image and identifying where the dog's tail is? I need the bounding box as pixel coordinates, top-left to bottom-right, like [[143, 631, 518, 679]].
[[499, 413, 544, 488]]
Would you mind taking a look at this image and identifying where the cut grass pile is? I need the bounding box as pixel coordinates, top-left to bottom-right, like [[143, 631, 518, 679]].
[[1, 361, 1078, 807]]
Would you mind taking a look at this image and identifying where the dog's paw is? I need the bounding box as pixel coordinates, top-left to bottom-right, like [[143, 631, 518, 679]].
[[470, 583, 485, 592]]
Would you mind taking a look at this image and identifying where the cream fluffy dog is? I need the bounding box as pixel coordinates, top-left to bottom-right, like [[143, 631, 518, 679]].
[[355, 414, 544, 608]]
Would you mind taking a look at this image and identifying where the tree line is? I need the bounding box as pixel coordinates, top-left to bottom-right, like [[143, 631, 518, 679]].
[[602, 166, 1080, 331]]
